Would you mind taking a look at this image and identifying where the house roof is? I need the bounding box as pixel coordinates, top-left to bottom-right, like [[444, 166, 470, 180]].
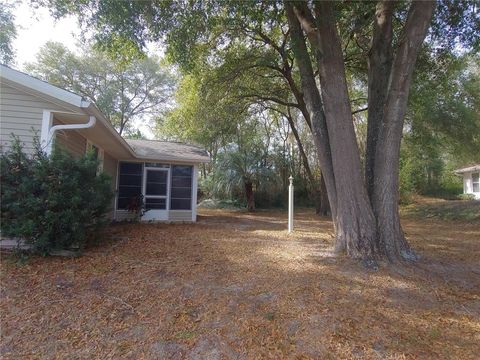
[[126, 139, 210, 163], [454, 164, 480, 174], [1, 64, 209, 164], [0, 64, 88, 107]]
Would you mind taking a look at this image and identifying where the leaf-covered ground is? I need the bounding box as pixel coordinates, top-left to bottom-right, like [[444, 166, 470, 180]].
[[401, 196, 480, 222], [1, 208, 479, 359]]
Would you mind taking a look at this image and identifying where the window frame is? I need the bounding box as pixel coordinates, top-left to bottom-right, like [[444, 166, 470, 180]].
[[472, 172, 480, 193]]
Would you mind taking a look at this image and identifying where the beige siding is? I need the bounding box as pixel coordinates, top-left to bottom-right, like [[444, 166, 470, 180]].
[[168, 210, 193, 222], [0, 82, 76, 155], [53, 120, 87, 157], [103, 151, 118, 184]]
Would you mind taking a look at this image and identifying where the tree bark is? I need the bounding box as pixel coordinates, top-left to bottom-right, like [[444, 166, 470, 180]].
[[372, 0, 436, 261], [245, 181, 255, 212], [365, 1, 394, 202], [284, 0, 435, 264], [285, 2, 338, 223], [290, 1, 378, 260], [319, 173, 330, 216]]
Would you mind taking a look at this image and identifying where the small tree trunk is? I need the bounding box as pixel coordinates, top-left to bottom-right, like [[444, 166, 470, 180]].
[[245, 181, 255, 212], [372, 0, 435, 261], [284, 108, 330, 216], [312, 1, 377, 259], [286, 2, 337, 221], [319, 173, 330, 216]]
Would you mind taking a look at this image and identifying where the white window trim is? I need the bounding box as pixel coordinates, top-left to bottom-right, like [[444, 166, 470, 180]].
[[472, 172, 480, 193], [192, 165, 198, 221], [40, 110, 54, 154]]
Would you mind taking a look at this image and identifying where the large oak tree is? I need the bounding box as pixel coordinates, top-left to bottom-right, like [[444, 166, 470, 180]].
[[39, 0, 478, 264]]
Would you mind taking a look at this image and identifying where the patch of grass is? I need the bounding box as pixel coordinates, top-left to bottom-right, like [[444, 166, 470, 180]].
[[3, 250, 31, 266], [175, 331, 197, 340], [428, 327, 441, 339], [198, 198, 244, 210], [264, 312, 275, 321], [402, 199, 480, 222]]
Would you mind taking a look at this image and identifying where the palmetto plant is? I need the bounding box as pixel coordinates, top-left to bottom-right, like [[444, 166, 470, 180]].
[[213, 149, 277, 212]]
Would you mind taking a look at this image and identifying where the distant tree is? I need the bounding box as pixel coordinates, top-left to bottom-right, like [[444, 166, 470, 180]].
[[26, 42, 175, 136], [214, 142, 277, 212], [159, 74, 240, 163], [0, 1, 17, 65], [399, 53, 480, 197], [38, 0, 479, 264]]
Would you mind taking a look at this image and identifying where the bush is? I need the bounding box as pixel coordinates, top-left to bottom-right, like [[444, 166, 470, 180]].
[[457, 193, 476, 201], [0, 138, 113, 254]]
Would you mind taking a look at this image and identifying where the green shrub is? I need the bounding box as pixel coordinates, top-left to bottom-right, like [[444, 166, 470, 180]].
[[457, 193, 476, 201], [0, 137, 113, 254]]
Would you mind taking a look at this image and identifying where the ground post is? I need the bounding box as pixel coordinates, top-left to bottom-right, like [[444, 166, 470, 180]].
[[288, 175, 294, 233]]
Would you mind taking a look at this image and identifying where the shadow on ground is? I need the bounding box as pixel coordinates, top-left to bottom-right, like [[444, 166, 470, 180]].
[[1, 208, 479, 359]]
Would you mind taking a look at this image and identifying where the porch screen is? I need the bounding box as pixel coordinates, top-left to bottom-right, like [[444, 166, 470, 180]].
[[117, 162, 143, 210], [170, 165, 193, 210]]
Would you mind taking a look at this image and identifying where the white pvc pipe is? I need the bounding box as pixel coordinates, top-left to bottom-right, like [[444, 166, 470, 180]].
[[288, 175, 294, 233], [46, 116, 96, 154]]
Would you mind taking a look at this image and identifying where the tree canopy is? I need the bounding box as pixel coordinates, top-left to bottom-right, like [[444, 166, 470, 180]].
[[26, 42, 176, 136], [36, 0, 480, 264], [0, 1, 17, 65]]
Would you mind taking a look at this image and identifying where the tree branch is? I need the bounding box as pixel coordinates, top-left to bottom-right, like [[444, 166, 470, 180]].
[[352, 107, 368, 115]]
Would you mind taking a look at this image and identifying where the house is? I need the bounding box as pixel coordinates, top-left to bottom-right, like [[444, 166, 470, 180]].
[[0, 65, 209, 222], [454, 164, 480, 200]]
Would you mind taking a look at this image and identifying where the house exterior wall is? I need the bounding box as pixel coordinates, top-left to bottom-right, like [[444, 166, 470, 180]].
[[53, 119, 87, 157], [103, 151, 118, 220], [114, 161, 199, 222], [103, 151, 118, 182], [0, 82, 77, 155], [463, 171, 480, 199], [1, 70, 207, 224]]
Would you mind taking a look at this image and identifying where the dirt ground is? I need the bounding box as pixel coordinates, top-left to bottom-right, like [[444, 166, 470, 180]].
[[1, 208, 479, 359]]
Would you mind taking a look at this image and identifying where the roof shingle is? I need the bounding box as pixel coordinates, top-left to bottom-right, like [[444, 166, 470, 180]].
[[125, 139, 210, 163]]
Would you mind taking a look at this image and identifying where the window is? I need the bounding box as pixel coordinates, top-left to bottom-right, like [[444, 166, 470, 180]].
[[117, 162, 143, 210], [144, 163, 170, 168], [473, 173, 479, 193], [170, 165, 193, 210]]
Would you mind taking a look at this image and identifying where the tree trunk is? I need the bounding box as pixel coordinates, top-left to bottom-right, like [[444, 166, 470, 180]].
[[290, 1, 378, 260], [285, 0, 436, 264], [245, 181, 255, 212], [372, 1, 435, 261], [284, 108, 330, 216], [319, 173, 330, 216], [285, 2, 337, 222], [314, 1, 378, 258], [365, 1, 394, 202]]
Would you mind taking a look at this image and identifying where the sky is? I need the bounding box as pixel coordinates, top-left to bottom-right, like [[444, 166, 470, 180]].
[[13, 0, 82, 70], [11, 0, 159, 138]]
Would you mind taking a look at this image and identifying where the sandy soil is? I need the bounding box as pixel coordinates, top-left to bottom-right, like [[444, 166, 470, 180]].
[[1, 208, 479, 359]]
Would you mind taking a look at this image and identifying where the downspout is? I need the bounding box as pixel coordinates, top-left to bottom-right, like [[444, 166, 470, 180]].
[[46, 115, 96, 155]]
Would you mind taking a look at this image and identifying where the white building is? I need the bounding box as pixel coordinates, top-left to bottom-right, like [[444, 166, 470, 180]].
[[455, 164, 480, 200], [1, 65, 210, 222]]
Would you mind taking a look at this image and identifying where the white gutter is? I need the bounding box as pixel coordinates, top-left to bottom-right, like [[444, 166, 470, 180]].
[[81, 103, 138, 158], [46, 115, 96, 155]]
